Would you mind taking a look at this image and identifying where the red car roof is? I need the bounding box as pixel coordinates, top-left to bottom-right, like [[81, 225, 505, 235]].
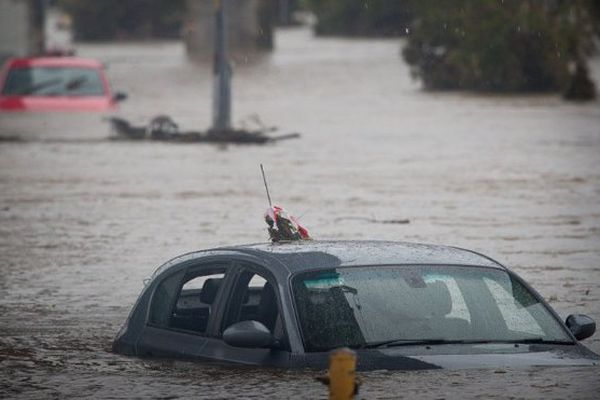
[[5, 57, 104, 69]]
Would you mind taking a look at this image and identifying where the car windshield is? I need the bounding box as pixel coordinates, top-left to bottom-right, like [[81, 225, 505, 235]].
[[2, 66, 105, 96], [292, 266, 572, 352]]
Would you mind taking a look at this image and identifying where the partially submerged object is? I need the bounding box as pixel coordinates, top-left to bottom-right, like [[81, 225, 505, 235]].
[[113, 240, 599, 370], [0, 57, 127, 112], [107, 115, 300, 144]]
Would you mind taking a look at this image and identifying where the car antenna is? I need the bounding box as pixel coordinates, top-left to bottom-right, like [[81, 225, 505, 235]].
[[261, 164, 311, 242], [260, 163, 273, 207]]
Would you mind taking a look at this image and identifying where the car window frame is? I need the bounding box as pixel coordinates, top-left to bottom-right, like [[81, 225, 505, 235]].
[[289, 264, 575, 352], [145, 258, 234, 338], [504, 269, 576, 341], [220, 260, 290, 349]]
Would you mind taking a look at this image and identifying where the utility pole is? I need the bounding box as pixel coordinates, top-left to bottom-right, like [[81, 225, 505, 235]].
[[278, 0, 293, 26], [212, 0, 232, 132], [32, 0, 48, 55]]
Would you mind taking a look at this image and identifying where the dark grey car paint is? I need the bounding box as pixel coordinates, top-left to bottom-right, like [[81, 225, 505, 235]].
[[112, 240, 600, 370]]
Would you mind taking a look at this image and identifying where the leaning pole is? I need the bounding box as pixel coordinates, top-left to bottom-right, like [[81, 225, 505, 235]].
[[212, 0, 232, 132]]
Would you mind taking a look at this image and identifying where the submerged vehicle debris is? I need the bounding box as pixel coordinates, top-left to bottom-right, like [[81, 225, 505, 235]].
[[107, 115, 300, 144]]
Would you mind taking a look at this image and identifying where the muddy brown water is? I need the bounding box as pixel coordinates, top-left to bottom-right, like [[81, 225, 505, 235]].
[[1, 28, 600, 399]]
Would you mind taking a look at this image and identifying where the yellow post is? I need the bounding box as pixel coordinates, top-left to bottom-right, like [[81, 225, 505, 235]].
[[329, 348, 357, 400]]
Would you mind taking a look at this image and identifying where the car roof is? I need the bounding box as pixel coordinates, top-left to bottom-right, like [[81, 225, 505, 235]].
[[4, 57, 104, 69], [201, 240, 506, 274]]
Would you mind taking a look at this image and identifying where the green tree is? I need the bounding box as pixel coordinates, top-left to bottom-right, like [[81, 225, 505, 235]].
[[402, 0, 597, 98], [58, 0, 185, 41], [304, 0, 413, 37]]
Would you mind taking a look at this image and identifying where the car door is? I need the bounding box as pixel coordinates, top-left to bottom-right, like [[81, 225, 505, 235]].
[[137, 259, 234, 360], [203, 261, 292, 367]]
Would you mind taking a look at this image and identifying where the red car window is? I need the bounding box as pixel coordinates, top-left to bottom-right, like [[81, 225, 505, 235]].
[[2, 66, 106, 97]]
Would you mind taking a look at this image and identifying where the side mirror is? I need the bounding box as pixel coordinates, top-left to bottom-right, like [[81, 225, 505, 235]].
[[223, 320, 276, 348], [113, 91, 128, 102], [566, 314, 596, 341]]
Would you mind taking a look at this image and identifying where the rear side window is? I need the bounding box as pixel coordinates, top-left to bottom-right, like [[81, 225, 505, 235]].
[[2, 66, 105, 96], [149, 265, 227, 335]]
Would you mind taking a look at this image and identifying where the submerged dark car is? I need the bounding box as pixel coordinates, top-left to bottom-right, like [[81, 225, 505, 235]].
[[113, 241, 599, 370]]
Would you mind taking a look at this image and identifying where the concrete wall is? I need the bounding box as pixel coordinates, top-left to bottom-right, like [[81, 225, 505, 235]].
[[0, 0, 45, 65], [183, 0, 274, 62], [0, 0, 31, 64]]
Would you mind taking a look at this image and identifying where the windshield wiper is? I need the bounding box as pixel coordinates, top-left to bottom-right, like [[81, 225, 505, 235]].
[[502, 338, 574, 345], [17, 75, 88, 95], [358, 339, 463, 349], [19, 78, 62, 94], [358, 338, 574, 349], [65, 76, 88, 91]]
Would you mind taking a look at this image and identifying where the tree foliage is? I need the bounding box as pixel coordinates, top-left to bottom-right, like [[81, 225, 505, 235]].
[[303, 0, 597, 97], [57, 0, 186, 41], [402, 0, 597, 96], [303, 0, 413, 37]]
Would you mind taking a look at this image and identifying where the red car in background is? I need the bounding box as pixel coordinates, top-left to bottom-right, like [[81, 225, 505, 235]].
[[0, 57, 126, 112]]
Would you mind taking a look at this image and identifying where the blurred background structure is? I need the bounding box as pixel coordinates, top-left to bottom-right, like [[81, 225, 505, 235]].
[[55, 0, 279, 62], [305, 0, 413, 37], [57, 0, 186, 41], [305, 0, 599, 100], [402, 0, 600, 100], [0, 0, 46, 64], [23, 0, 592, 99], [182, 0, 274, 62]]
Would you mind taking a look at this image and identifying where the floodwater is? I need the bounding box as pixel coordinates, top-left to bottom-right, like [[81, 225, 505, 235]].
[[1, 28, 600, 398]]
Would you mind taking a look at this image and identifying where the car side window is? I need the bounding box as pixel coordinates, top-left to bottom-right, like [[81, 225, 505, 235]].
[[149, 265, 227, 335], [221, 268, 285, 346]]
